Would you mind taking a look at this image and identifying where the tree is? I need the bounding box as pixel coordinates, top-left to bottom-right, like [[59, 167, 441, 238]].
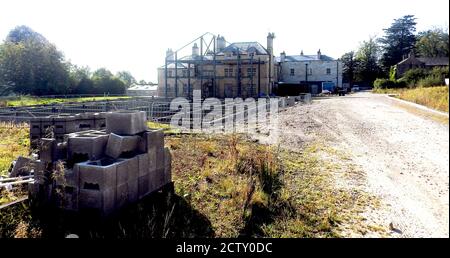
[[354, 37, 382, 84], [0, 26, 70, 95], [415, 27, 449, 57], [341, 51, 359, 86], [92, 68, 125, 94], [116, 71, 135, 88], [379, 15, 417, 73]]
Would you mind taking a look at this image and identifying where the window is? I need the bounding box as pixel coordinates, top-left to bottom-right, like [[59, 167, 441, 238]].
[[326, 68, 331, 75], [182, 70, 187, 77], [183, 84, 189, 94], [290, 68, 295, 76], [225, 68, 234, 77], [168, 71, 173, 77], [247, 67, 256, 77], [308, 68, 313, 75]]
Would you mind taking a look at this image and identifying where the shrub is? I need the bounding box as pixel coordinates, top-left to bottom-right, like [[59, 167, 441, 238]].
[[417, 75, 445, 87], [373, 78, 406, 89], [401, 68, 429, 87]]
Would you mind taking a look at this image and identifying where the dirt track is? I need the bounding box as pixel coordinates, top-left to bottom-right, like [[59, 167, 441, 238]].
[[272, 92, 449, 237]]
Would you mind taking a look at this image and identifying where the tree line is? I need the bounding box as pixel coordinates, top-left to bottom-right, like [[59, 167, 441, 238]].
[[341, 15, 449, 87], [0, 26, 144, 96]]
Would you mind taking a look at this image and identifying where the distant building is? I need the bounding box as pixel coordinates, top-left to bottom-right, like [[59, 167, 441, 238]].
[[276, 50, 342, 95], [396, 51, 449, 77], [126, 83, 158, 96], [157, 33, 276, 99]]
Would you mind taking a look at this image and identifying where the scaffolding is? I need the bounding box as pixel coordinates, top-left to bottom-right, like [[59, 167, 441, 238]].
[[163, 33, 268, 100]]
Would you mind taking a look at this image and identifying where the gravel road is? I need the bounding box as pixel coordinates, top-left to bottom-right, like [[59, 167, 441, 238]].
[[271, 92, 449, 238]]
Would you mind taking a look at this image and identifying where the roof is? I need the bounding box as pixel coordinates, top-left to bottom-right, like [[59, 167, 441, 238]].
[[275, 54, 335, 62], [397, 56, 449, 66], [417, 57, 449, 66], [219, 42, 269, 55], [127, 84, 158, 91]]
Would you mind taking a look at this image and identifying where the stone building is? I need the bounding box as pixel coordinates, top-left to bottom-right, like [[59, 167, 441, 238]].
[[396, 51, 449, 77], [157, 33, 277, 99], [276, 50, 342, 95]]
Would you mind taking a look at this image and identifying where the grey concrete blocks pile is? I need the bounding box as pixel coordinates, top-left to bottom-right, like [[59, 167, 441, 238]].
[[27, 110, 172, 216], [29, 112, 107, 147]]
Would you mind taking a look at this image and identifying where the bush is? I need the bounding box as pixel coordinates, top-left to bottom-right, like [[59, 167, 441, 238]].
[[401, 68, 429, 87], [417, 75, 445, 87], [373, 78, 406, 89]]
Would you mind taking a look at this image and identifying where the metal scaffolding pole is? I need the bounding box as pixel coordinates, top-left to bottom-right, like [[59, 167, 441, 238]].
[[175, 51, 178, 97]]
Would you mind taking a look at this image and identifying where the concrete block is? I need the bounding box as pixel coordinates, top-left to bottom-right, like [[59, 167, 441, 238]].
[[78, 159, 117, 191], [116, 183, 128, 208], [56, 186, 79, 211], [286, 96, 295, 107], [106, 111, 147, 135], [68, 133, 109, 161], [55, 166, 79, 187], [138, 175, 150, 199], [79, 188, 115, 215], [105, 133, 140, 159], [117, 156, 139, 181], [56, 142, 67, 160], [10, 156, 33, 177], [138, 129, 164, 153], [137, 153, 149, 177], [116, 160, 129, 185], [39, 138, 57, 163], [128, 179, 138, 203], [164, 147, 172, 183]]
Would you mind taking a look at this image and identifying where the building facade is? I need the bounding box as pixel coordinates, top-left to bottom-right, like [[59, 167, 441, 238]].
[[276, 50, 342, 95], [396, 51, 449, 77], [157, 33, 277, 99]]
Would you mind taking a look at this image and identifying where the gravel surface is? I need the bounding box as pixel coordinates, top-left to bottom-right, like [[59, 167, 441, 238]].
[[264, 92, 449, 237]]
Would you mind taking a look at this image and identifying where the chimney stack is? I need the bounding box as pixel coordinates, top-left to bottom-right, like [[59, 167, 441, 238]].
[[216, 35, 226, 52], [166, 48, 174, 62], [280, 51, 286, 62], [192, 43, 199, 57], [267, 32, 275, 56], [317, 49, 321, 60]]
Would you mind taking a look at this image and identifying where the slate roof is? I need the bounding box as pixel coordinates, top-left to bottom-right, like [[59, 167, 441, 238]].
[[219, 42, 269, 55], [275, 54, 335, 62], [417, 57, 449, 66]]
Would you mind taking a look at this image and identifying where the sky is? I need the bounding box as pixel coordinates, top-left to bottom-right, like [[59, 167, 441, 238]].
[[1, 0, 449, 82]]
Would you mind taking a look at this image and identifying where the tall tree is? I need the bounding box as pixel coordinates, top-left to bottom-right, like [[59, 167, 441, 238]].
[[355, 37, 382, 84], [92, 68, 125, 94], [415, 27, 449, 57], [341, 51, 359, 86], [116, 70, 136, 87], [379, 15, 417, 73], [0, 26, 70, 95]]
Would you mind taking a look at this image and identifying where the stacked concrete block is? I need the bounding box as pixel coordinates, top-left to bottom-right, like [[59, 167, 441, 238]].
[[77, 160, 117, 215], [29, 113, 107, 148], [278, 97, 286, 109], [27, 110, 172, 216], [105, 133, 140, 159], [106, 111, 147, 135], [67, 133, 109, 162]]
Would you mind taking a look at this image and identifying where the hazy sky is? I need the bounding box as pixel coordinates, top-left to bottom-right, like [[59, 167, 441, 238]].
[[1, 0, 448, 82]]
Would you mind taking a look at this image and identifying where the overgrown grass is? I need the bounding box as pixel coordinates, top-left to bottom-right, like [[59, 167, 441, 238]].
[[373, 86, 449, 113], [0, 123, 30, 176], [0, 130, 372, 238], [1, 96, 131, 107]]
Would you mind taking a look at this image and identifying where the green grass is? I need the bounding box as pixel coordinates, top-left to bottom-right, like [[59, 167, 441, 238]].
[[0, 129, 374, 238], [0, 123, 30, 176], [1, 96, 131, 107], [373, 86, 449, 113]]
